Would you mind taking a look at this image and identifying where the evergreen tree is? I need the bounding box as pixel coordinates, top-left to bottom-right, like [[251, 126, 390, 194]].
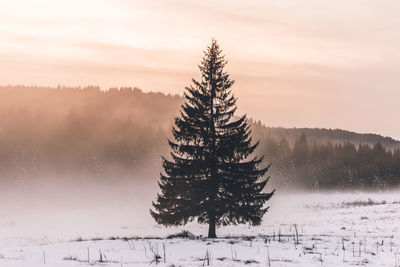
[[292, 131, 310, 186], [150, 40, 275, 238]]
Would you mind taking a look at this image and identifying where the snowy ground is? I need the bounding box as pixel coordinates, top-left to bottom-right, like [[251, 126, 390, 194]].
[[1, 192, 400, 266]]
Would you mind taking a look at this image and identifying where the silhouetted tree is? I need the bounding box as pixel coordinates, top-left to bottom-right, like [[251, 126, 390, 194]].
[[150, 40, 274, 238]]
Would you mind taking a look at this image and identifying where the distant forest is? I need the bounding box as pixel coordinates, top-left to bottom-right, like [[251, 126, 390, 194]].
[[1, 85, 399, 190]]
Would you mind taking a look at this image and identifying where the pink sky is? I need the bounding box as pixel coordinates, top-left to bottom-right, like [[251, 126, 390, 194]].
[[1, 0, 400, 138]]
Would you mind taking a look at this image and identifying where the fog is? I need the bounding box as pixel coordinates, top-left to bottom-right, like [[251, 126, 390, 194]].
[[0, 85, 263, 244], [0, 172, 160, 245], [1, 85, 400, 247], [0, 85, 179, 244], [1, 176, 400, 247]]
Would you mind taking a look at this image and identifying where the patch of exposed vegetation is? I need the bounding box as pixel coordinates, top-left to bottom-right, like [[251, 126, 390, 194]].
[[167, 230, 196, 239]]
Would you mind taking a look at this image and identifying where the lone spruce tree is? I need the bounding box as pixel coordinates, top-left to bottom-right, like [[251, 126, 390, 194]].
[[151, 40, 275, 238]]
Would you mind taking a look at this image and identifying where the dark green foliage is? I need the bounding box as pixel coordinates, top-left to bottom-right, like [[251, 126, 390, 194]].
[[258, 131, 400, 190], [150, 40, 274, 237]]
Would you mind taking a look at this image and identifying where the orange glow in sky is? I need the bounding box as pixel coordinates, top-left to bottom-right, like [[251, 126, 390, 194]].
[[1, 0, 400, 138]]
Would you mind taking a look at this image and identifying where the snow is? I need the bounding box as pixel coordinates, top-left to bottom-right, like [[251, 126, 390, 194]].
[[1, 192, 400, 266]]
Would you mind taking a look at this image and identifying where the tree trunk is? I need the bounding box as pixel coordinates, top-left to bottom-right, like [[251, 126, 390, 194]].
[[208, 216, 217, 238]]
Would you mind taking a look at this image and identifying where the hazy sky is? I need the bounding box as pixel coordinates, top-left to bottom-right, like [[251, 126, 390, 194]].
[[1, 0, 400, 138]]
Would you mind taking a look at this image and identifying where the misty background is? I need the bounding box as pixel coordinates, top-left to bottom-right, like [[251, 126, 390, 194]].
[[1, 85, 400, 205], [0, 85, 399, 245]]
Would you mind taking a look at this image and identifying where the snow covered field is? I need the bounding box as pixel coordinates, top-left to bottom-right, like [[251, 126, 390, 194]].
[[1, 192, 400, 266]]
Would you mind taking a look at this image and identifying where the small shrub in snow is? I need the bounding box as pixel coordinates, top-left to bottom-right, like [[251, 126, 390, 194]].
[[73, 237, 87, 242], [167, 230, 195, 239], [244, 259, 259, 264], [341, 198, 386, 208], [63, 255, 78, 261]]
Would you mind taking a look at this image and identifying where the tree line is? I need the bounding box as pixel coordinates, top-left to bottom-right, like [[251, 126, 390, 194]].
[[258, 131, 400, 190], [0, 85, 399, 190]]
